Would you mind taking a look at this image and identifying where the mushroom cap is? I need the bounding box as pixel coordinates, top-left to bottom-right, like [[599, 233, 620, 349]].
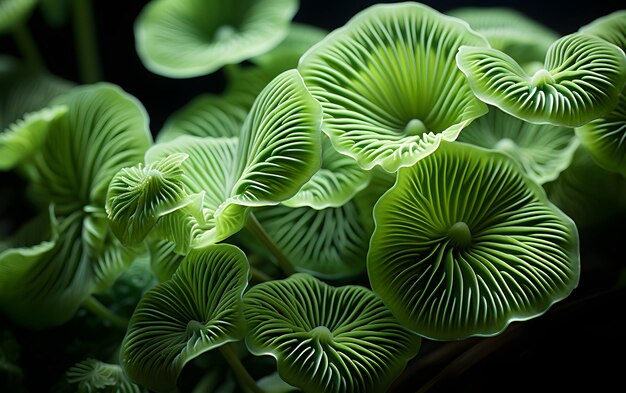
[[0, 0, 37, 34], [457, 33, 626, 127], [298, 2, 489, 172], [121, 244, 249, 392], [244, 273, 420, 393], [135, 0, 298, 77], [368, 142, 580, 340]]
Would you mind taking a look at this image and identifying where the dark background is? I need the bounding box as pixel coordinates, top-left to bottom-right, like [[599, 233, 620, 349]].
[[2, 1, 625, 392]]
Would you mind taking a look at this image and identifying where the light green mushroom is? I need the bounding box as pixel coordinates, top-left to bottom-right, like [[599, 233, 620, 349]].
[[368, 142, 580, 340], [298, 2, 489, 172], [135, 0, 298, 78], [244, 273, 421, 393]]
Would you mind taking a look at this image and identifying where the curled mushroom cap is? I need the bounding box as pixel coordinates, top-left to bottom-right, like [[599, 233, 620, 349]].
[[368, 142, 580, 340], [244, 273, 420, 393], [135, 0, 297, 77], [457, 32, 626, 127], [298, 2, 489, 172]]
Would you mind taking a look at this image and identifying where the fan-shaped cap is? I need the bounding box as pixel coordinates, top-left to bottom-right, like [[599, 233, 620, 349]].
[[368, 142, 580, 340], [67, 358, 145, 393], [447, 7, 558, 65], [298, 2, 489, 172], [0, 0, 37, 34], [121, 244, 249, 393], [107, 70, 322, 252], [457, 33, 626, 127], [457, 106, 578, 184], [244, 273, 420, 393], [135, 0, 297, 78]]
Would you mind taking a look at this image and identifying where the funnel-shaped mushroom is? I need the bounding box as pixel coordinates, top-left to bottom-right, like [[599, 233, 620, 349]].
[[244, 273, 420, 393], [121, 244, 249, 392], [447, 7, 558, 65], [457, 107, 578, 184], [457, 33, 626, 127], [368, 142, 579, 340], [0, 84, 152, 328], [107, 70, 322, 252], [576, 11, 626, 176], [135, 0, 297, 77], [66, 358, 145, 393], [298, 2, 489, 172]]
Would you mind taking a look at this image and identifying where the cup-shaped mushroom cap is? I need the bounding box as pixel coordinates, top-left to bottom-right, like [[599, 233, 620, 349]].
[[135, 0, 297, 78], [368, 142, 580, 340], [66, 358, 144, 393], [244, 273, 420, 393], [107, 70, 322, 252], [0, 84, 152, 328], [0, 0, 37, 34], [457, 33, 626, 127], [157, 94, 248, 143], [122, 244, 249, 393], [298, 2, 489, 172], [457, 107, 578, 184], [447, 7, 558, 65], [579, 10, 626, 50]]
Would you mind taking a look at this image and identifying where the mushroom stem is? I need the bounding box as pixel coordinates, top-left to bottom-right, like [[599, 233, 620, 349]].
[[250, 266, 273, 283], [219, 344, 266, 393], [72, 0, 101, 83], [246, 212, 296, 277], [13, 23, 44, 70], [82, 296, 129, 331]]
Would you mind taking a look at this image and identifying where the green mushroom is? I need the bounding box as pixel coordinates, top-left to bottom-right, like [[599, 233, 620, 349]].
[[457, 32, 626, 127], [244, 273, 420, 393], [66, 358, 146, 393], [368, 142, 580, 340], [121, 244, 249, 393], [0, 83, 152, 328], [106, 70, 322, 253], [576, 11, 626, 176], [135, 0, 298, 78], [457, 106, 579, 184], [298, 2, 489, 172]]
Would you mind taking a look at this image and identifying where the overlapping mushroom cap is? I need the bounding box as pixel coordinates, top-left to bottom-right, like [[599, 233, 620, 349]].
[[67, 358, 145, 393], [107, 70, 322, 252], [457, 107, 578, 184], [298, 2, 489, 172], [121, 244, 249, 392], [244, 273, 420, 393], [0, 83, 152, 328], [457, 32, 626, 127], [368, 142, 579, 340], [135, 0, 297, 77], [576, 11, 626, 176]]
